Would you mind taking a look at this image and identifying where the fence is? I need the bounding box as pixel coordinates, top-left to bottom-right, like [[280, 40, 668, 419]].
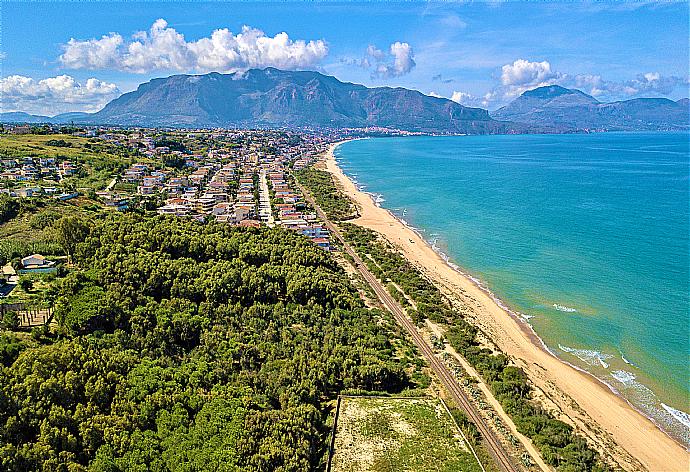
[[0, 302, 53, 329]]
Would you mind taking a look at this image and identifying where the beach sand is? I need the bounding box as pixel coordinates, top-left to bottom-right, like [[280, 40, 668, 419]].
[[323, 140, 688, 472]]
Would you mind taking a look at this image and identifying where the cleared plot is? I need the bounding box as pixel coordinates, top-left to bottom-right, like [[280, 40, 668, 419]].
[[331, 396, 483, 472]]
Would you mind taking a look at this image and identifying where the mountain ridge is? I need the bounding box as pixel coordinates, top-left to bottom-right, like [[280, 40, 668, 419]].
[[491, 85, 688, 131], [84, 68, 513, 133]]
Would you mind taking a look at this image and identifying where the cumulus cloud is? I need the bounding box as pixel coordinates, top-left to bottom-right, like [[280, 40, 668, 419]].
[[0, 75, 120, 115], [572, 72, 688, 98], [59, 19, 329, 73], [500, 59, 561, 87], [447, 90, 497, 108], [450, 91, 476, 104], [361, 42, 416, 78]]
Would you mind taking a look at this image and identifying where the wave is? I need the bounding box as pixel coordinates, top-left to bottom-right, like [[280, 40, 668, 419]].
[[619, 351, 637, 367], [558, 344, 612, 369], [607, 370, 690, 444], [611, 369, 636, 384], [553, 303, 577, 313], [662, 404, 690, 431]]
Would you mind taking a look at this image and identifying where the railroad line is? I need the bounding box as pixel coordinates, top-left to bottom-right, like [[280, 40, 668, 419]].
[[297, 181, 519, 472]]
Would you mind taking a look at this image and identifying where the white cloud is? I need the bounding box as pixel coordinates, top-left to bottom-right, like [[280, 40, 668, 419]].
[[0, 75, 120, 115], [447, 90, 494, 108], [59, 19, 329, 73], [341, 41, 417, 78], [60, 33, 124, 70], [361, 41, 416, 79], [450, 91, 476, 104], [500, 59, 560, 87], [495, 59, 565, 101], [366, 45, 386, 62]]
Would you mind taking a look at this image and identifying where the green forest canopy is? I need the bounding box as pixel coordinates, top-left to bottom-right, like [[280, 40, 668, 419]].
[[0, 215, 414, 472]]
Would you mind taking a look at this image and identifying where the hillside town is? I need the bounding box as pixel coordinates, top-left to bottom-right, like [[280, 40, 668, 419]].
[[0, 125, 355, 252]]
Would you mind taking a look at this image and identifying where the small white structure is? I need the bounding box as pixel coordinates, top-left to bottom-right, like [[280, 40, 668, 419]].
[[21, 254, 55, 269]]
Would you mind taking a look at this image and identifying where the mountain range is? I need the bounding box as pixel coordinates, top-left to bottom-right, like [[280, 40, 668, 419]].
[[491, 85, 688, 131], [2, 70, 688, 132]]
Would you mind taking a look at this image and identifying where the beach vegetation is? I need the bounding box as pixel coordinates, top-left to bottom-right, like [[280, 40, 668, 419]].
[[294, 168, 356, 220]]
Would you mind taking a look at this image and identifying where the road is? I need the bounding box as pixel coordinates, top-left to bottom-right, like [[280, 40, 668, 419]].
[[258, 169, 275, 227], [105, 176, 118, 191], [296, 180, 519, 472]]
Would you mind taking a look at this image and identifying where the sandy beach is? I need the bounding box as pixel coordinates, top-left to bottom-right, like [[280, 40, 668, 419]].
[[322, 140, 688, 472]]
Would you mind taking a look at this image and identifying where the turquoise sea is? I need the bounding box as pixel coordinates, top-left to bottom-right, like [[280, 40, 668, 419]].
[[335, 133, 689, 446]]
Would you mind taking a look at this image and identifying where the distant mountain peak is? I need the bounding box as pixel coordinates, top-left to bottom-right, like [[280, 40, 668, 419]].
[[523, 85, 576, 98], [491, 84, 688, 131], [67, 68, 515, 133], [521, 85, 598, 102]]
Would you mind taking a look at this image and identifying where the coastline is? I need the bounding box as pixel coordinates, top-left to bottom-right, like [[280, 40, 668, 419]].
[[323, 139, 688, 471]]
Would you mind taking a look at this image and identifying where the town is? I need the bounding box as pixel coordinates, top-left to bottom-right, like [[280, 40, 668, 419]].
[[0, 125, 372, 256]]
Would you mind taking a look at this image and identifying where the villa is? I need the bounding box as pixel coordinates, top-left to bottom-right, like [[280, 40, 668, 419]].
[[21, 254, 56, 270]]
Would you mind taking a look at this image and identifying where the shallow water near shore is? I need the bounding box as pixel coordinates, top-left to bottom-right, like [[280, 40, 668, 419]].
[[335, 132, 690, 447]]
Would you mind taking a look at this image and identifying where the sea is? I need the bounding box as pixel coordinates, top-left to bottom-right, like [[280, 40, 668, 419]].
[[334, 132, 690, 447]]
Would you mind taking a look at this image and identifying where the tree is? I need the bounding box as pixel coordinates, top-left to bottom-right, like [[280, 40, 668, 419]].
[[18, 277, 33, 292], [0, 194, 19, 224], [1, 311, 19, 330], [52, 215, 90, 262]]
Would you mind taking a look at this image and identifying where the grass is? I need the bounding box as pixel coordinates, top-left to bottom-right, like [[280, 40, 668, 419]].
[[331, 396, 484, 472]]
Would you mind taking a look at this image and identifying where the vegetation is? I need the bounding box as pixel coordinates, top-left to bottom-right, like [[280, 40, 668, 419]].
[[331, 396, 482, 472], [294, 168, 356, 220], [0, 215, 418, 471], [0, 134, 142, 189], [340, 223, 452, 324]]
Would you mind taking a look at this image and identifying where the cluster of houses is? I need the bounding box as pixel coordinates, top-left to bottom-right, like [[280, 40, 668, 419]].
[[1, 126, 355, 251], [267, 169, 331, 251], [0, 156, 79, 200]]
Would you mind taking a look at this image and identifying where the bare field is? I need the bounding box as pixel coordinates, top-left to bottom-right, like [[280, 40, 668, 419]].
[[330, 396, 483, 472]]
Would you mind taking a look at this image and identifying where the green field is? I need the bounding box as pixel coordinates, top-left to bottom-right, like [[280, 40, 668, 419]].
[[331, 396, 483, 472]]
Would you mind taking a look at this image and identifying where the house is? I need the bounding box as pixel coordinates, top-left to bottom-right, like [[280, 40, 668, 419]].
[[55, 192, 79, 201], [10, 125, 31, 135], [312, 238, 331, 251], [21, 254, 56, 269], [16, 187, 41, 198]]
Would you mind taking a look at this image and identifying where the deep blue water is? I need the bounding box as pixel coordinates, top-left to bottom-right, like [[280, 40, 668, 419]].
[[335, 132, 690, 445]]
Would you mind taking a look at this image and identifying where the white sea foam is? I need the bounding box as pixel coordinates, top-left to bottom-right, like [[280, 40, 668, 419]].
[[553, 303, 577, 313], [558, 344, 612, 369], [611, 369, 636, 385], [661, 404, 690, 431]]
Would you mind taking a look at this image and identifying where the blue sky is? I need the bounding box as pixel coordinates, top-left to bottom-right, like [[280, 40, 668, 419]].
[[1, 1, 688, 115]]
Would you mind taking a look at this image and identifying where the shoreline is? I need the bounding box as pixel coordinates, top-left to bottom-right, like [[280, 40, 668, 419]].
[[323, 139, 688, 471]]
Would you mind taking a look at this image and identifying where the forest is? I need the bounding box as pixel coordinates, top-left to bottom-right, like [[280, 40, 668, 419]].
[[0, 215, 415, 471]]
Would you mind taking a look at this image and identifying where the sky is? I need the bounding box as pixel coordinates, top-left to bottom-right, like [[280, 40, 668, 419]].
[[1, 1, 688, 115]]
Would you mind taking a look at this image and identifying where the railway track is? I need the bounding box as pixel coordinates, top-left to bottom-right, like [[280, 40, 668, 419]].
[[297, 181, 520, 472]]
